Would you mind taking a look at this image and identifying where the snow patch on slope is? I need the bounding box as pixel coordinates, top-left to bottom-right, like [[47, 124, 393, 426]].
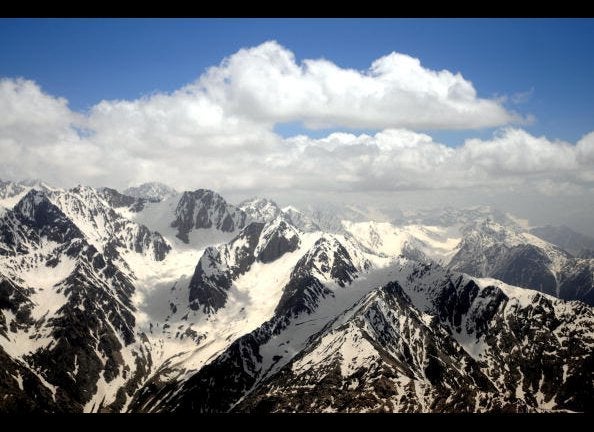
[[152, 232, 324, 375], [343, 221, 461, 264], [129, 194, 236, 252], [0, 190, 30, 209], [256, 259, 413, 382], [19, 256, 76, 291]]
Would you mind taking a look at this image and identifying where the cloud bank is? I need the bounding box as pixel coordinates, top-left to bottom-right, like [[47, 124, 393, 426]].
[[196, 41, 518, 130], [0, 41, 592, 208]]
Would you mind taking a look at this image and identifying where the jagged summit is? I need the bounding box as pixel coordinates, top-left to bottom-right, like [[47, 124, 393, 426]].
[[123, 182, 177, 202], [171, 189, 247, 243], [238, 197, 282, 223], [0, 179, 60, 209], [18, 178, 57, 190], [239, 198, 320, 233]]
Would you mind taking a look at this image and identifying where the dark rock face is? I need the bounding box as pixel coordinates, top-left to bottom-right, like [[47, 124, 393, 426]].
[[274, 273, 331, 318], [558, 261, 594, 305], [257, 220, 300, 264], [274, 236, 366, 317], [0, 189, 153, 413], [488, 297, 594, 413], [425, 272, 594, 414], [188, 222, 265, 313], [130, 321, 273, 413], [0, 277, 34, 338], [134, 225, 170, 261], [188, 247, 233, 313], [171, 190, 247, 243], [13, 190, 84, 245], [234, 222, 266, 275], [238, 197, 282, 224], [449, 223, 594, 305], [0, 213, 33, 257], [100, 188, 148, 212], [330, 242, 361, 287], [0, 345, 62, 413], [490, 245, 558, 297], [123, 182, 176, 202], [258, 231, 299, 263], [17, 253, 137, 411], [188, 219, 304, 314], [434, 276, 484, 333], [236, 282, 514, 413]]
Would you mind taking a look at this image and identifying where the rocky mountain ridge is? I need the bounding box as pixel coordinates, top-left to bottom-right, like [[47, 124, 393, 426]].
[[0, 179, 592, 413]]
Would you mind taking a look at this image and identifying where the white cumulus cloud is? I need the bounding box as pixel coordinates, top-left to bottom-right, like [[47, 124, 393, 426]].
[[0, 40, 593, 227], [196, 41, 519, 130]]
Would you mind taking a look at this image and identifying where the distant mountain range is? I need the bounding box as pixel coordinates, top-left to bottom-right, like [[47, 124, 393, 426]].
[[0, 179, 592, 413]]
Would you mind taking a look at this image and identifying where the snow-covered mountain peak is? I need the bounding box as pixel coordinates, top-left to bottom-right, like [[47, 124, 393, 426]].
[[12, 189, 47, 219], [9, 191, 72, 244], [68, 184, 103, 201], [254, 216, 301, 263], [0, 180, 28, 200], [239, 197, 282, 224], [12, 190, 80, 245], [448, 215, 587, 302], [281, 206, 320, 233], [459, 218, 524, 248], [99, 187, 148, 214], [171, 189, 247, 243], [187, 217, 305, 314], [123, 182, 177, 202], [0, 179, 60, 209], [43, 186, 117, 249], [295, 234, 371, 288], [397, 205, 519, 229], [342, 220, 461, 265], [18, 178, 59, 192], [23, 185, 172, 265]]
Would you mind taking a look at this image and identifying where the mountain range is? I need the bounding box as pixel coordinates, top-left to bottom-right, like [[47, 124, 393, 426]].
[[0, 179, 592, 413]]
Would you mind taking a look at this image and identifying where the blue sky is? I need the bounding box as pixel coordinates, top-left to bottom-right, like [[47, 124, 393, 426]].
[[1, 18, 594, 146]]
